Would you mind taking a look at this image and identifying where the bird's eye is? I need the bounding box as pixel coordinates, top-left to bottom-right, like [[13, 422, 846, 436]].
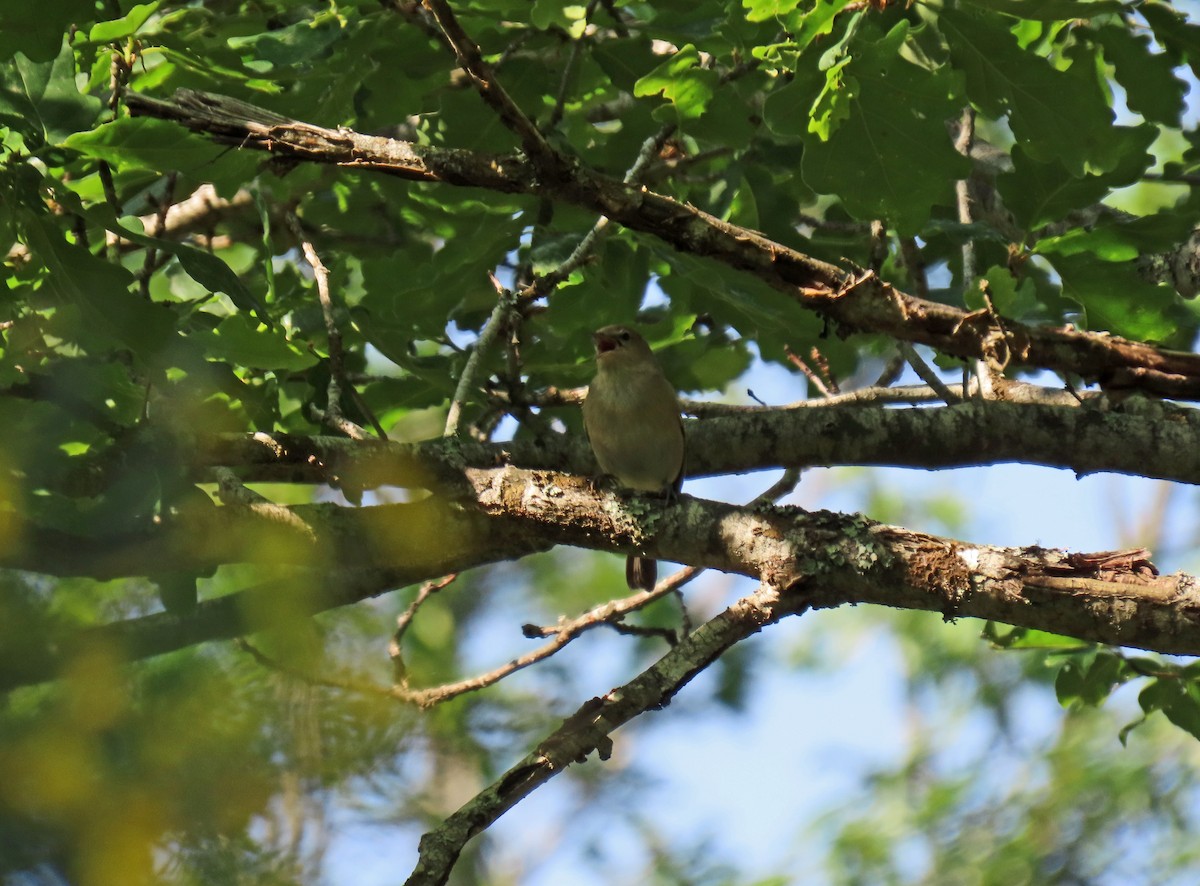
[[618, 331, 631, 341]]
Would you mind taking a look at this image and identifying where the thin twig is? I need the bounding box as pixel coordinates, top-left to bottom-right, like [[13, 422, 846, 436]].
[[898, 237, 929, 301], [809, 347, 840, 395], [873, 351, 906, 388], [97, 161, 121, 258], [954, 106, 978, 290], [784, 344, 833, 398], [139, 172, 177, 298], [546, 0, 601, 131], [445, 276, 516, 437], [523, 566, 703, 640], [757, 467, 803, 503], [597, 0, 629, 36], [868, 219, 887, 274], [521, 123, 676, 301], [390, 573, 459, 683], [494, 378, 1087, 416], [604, 621, 679, 643], [287, 214, 372, 440], [898, 341, 961, 405]]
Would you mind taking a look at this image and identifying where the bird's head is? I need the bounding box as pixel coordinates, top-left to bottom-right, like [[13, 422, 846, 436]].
[[592, 324, 655, 366]]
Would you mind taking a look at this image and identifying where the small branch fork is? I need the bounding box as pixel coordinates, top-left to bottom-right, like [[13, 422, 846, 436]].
[[235, 566, 701, 707]]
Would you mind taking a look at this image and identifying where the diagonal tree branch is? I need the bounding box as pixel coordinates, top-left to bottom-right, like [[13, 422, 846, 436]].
[[421, 0, 568, 177], [404, 578, 802, 886], [123, 89, 1200, 400]]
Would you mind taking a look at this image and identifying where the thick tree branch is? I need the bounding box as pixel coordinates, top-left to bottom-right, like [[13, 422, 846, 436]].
[[124, 89, 1200, 400], [186, 394, 1200, 491], [6, 467, 1200, 692]]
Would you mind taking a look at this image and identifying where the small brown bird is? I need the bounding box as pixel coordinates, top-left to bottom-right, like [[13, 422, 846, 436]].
[[582, 325, 685, 590]]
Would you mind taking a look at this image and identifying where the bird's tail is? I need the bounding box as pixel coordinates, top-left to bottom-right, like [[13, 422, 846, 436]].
[[626, 555, 657, 590]]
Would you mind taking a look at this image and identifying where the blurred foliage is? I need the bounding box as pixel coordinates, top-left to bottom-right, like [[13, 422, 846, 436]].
[[3, 0, 1200, 882]]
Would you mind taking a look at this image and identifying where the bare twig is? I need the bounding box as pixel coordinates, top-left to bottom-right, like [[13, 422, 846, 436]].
[[404, 579, 804, 886], [97, 161, 122, 258], [390, 573, 459, 683], [242, 567, 704, 709], [445, 277, 517, 437], [522, 123, 676, 301], [422, 0, 565, 173], [873, 351, 907, 388], [898, 237, 929, 301], [604, 621, 679, 643], [868, 219, 888, 274], [808, 347, 840, 395], [898, 341, 961, 405], [139, 172, 177, 297], [287, 214, 372, 440], [784, 345, 833, 398], [954, 106, 978, 290]]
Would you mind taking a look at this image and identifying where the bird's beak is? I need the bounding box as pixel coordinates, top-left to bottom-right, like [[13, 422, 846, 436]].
[[593, 332, 617, 354]]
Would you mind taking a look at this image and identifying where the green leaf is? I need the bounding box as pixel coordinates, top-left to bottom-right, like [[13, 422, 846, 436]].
[[193, 315, 318, 372], [540, 237, 649, 339], [805, 59, 855, 142], [1, 41, 102, 145], [226, 15, 347, 69], [1052, 252, 1181, 341], [982, 624, 1090, 651], [21, 216, 176, 360], [761, 61, 829, 139], [530, 0, 587, 35], [1037, 229, 1141, 262], [1139, 678, 1200, 742], [1141, 1, 1200, 80], [662, 335, 753, 392], [998, 132, 1153, 229], [0, 0, 93, 62], [971, 265, 1040, 321], [103, 215, 270, 322], [1080, 651, 1127, 706], [940, 8, 1114, 177], [89, 2, 162, 43], [64, 117, 233, 174], [591, 36, 661, 93], [801, 21, 969, 234], [1091, 24, 1186, 127], [782, 0, 855, 55], [0, 397, 95, 488], [742, 0, 801, 23], [1055, 659, 1085, 707], [633, 44, 717, 121], [959, 0, 1124, 20]]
